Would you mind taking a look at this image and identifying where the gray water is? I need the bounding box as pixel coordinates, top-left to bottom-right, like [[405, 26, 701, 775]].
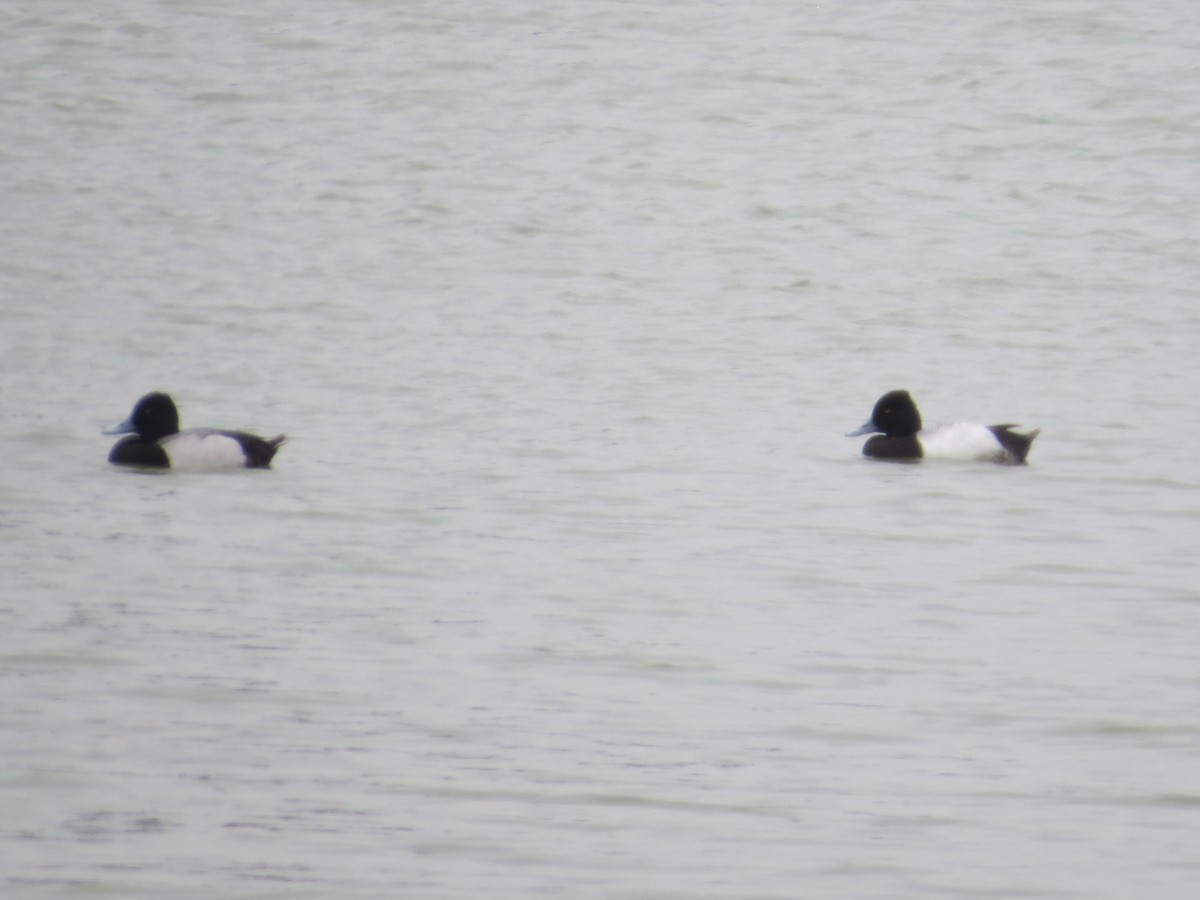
[[3, 1, 1200, 897]]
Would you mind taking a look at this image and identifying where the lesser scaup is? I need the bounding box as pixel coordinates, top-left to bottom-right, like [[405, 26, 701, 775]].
[[848, 389, 1039, 464], [104, 392, 285, 470]]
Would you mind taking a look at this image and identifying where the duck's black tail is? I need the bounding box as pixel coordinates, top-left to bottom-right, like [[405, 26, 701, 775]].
[[988, 425, 1039, 465], [235, 433, 286, 469]]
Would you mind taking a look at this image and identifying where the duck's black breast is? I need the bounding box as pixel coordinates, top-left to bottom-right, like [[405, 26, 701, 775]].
[[108, 436, 170, 468], [863, 434, 923, 460]]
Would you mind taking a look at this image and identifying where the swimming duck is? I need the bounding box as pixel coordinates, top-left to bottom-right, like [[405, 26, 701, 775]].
[[848, 390, 1038, 464], [104, 392, 285, 470]]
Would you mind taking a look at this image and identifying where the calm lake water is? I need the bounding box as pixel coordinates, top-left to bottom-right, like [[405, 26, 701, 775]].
[[3, 1, 1200, 897]]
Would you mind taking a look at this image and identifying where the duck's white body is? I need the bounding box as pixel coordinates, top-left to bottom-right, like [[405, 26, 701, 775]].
[[160, 430, 258, 470], [919, 423, 1015, 462]]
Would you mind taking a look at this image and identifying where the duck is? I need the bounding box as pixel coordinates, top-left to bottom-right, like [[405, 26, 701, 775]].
[[103, 392, 285, 470], [847, 389, 1038, 464]]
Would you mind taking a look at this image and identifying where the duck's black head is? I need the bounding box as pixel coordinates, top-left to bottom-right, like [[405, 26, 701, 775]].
[[105, 392, 181, 442], [849, 389, 923, 438]]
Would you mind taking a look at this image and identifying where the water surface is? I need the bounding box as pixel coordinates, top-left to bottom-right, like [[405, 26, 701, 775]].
[[3, 1, 1200, 897]]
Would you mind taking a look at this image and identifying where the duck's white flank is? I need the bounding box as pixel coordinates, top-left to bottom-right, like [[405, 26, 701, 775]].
[[161, 430, 249, 470], [919, 423, 1008, 462]]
